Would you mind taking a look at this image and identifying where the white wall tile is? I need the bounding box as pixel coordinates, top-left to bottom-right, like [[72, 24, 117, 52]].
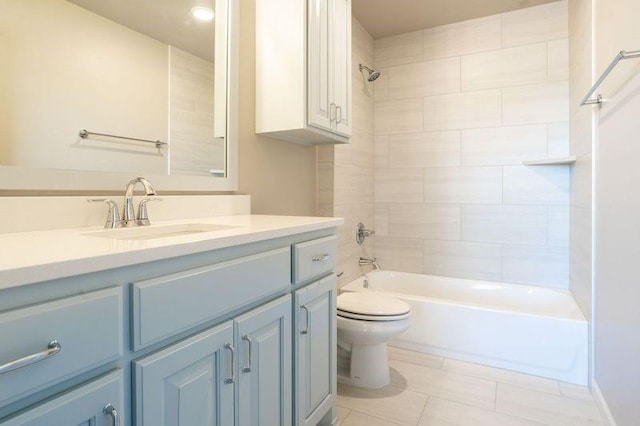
[[374, 31, 423, 68], [461, 125, 548, 166], [570, 106, 593, 158], [389, 131, 461, 168], [424, 167, 502, 204], [570, 205, 592, 319], [502, 245, 569, 287], [503, 82, 570, 125], [423, 15, 502, 60], [461, 205, 548, 245], [375, 168, 424, 203], [548, 122, 570, 157], [374, 135, 389, 169], [548, 39, 570, 81], [389, 57, 460, 99], [461, 43, 548, 91], [375, 98, 424, 135], [502, 1, 569, 47], [373, 68, 389, 102], [423, 240, 502, 281], [375, 204, 389, 237], [571, 153, 592, 209], [503, 165, 570, 205], [389, 204, 461, 240], [375, 237, 424, 273], [424, 90, 502, 131], [548, 206, 569, 247]]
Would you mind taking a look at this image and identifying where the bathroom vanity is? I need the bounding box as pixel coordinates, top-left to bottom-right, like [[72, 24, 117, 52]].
[[0, 209, 341, 426]]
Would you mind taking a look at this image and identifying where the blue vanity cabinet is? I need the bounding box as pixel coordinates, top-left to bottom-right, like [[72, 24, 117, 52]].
[[235, 295, 292, 426], [293, 274, 337, 426], [134, 322, 235, 426], [0, 370, 124, 426]]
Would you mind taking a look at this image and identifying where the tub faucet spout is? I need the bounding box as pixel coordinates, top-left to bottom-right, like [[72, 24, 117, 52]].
[[359, 257, 380, 270]]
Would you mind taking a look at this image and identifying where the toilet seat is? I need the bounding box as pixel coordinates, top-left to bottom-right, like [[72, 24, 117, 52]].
[[337, 292, 410, 322]]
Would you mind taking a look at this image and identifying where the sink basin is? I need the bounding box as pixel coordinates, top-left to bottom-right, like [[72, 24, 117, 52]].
[[83, 223, 240, 241]]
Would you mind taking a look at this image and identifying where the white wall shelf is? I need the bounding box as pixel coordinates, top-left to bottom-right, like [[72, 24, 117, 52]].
[[522, 156, 577, 166]]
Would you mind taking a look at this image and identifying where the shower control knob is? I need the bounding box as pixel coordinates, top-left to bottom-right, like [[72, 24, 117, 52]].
[[356, 222, 375, 245]]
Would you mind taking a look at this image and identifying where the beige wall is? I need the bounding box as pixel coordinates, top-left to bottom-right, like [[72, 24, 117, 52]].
[[317, 18, 376, 286], [237, 0, 317, 215], [592, 0, 640, 423], [0, 0, 168, 174], [372, 1, 571, 287]]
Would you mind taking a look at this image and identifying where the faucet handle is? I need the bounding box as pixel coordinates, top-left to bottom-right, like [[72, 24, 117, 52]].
[[88, 199, 122, 229], [136, 197, 162, 226]]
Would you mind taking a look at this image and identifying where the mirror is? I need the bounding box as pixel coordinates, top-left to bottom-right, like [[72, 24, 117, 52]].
[[0, 0, 238, 191]]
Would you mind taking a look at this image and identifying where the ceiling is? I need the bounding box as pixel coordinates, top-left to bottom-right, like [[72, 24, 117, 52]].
[[352, 0, 561, 39], [68, 0, 215, 60]]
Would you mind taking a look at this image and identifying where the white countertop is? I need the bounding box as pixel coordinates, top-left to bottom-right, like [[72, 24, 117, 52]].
[[0, 215, 343, 290]]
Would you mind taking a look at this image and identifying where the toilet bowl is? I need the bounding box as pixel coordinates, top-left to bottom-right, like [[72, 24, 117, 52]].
[[336, 292, 411, 389]]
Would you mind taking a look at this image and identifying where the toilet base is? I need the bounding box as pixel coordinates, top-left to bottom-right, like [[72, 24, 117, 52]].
[[337, 343, 390, 389]]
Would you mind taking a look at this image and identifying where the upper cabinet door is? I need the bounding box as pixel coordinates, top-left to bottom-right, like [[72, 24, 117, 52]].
[[331, 0, 352, 137], [235, 295, 292, 426], [308, 0, 334, 132], [134, 322, 235, 426]]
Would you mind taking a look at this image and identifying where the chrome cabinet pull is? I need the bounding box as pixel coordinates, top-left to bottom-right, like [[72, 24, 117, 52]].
[[224, 343, 235, 384], [103, 404, 120, 426], [336, 105, 343, 124], [300, 305, 310, 335], [312, 253, 331, 262], [241, 335, 253, 373], [0, 340, 61, 375]]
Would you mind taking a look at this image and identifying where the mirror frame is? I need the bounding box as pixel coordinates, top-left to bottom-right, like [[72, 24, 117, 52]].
[[0, 0, 239, 192]]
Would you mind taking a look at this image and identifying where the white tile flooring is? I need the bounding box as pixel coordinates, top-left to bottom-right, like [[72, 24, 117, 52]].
[[337, 347, 604, 426]]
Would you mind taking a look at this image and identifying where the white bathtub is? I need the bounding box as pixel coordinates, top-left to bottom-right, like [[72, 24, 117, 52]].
[[341, 270, 588, 385]]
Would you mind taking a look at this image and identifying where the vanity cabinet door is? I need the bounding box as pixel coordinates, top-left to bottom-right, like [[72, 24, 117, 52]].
[[0, 370, 124, 426], [294, 274, 337, 426], [235, 295, 292, 426], [134, 322, 235, 426]]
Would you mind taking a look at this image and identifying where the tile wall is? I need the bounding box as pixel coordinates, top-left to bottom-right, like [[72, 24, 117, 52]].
[[568, 0, 593, 319], [317, 18, 376, 287], [373, 1, 571, 288]]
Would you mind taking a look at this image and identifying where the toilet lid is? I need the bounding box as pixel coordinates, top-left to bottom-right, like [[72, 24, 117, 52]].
[[337, 292, 411, 317]]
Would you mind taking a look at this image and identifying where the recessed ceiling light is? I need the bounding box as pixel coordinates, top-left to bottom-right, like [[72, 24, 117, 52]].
[[191, 6, 214, 22]]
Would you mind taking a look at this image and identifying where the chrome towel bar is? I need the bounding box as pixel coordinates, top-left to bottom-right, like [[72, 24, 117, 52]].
[[79, 129, 167, 148], [581, 49, 640, 106]]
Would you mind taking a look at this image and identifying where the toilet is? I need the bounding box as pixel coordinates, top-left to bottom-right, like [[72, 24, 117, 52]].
[[336, 292, 411, 389]]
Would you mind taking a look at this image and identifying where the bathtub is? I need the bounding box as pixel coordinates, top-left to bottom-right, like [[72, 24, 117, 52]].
[[341, 270, 588, 385]]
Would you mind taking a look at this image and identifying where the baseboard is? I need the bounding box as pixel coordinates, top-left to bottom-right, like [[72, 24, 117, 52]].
[[592, 379, 618, 426]]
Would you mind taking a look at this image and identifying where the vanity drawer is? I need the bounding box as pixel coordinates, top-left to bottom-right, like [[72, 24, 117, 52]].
[[131, 247, 291, 350], [0, 287, 123, 407], [293, 235, 337, 284]]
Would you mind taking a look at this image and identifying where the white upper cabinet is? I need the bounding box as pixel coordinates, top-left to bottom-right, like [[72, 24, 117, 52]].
[[256, 0, 352, 144]]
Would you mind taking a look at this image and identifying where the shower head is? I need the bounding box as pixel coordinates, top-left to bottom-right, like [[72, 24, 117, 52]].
[[359, 64, 381, 82]]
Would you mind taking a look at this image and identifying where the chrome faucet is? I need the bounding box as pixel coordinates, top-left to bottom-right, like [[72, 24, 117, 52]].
[[359, 257, 380, 270], [122, 177, 158, 226]]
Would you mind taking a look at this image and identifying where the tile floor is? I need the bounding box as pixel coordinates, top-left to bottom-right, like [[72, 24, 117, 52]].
[[337, 347, 605, 426]]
